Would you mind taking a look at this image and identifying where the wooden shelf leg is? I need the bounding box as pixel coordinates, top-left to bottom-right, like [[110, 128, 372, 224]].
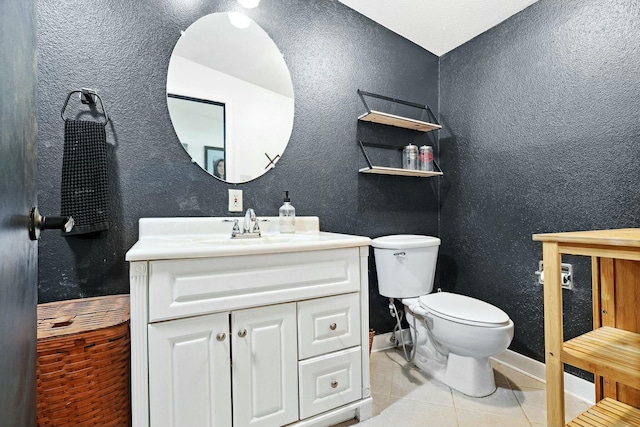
[[543, 241, 565, 426]]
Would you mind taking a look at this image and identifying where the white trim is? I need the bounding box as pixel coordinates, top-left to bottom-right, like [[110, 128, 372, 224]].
[[492, 349, 595, 404], [291, 397, 373, 426], [370, 330, 412, 353], [371, 329, 595, 404]]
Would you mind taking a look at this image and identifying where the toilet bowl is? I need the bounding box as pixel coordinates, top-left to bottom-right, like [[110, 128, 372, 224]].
[[371, 235, 514, 397]]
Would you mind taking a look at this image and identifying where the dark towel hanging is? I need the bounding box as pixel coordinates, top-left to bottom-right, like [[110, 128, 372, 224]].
[[60, 119, 109, 236]]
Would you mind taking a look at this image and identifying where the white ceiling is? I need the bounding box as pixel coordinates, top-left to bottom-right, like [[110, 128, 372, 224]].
[[338, 0, 540, 56]]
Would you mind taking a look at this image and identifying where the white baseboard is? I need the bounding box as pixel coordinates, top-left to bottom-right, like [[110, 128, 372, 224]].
[[493, 349, 595, 404], [371, 330, 411, 353], [371, 329, 595, 404]]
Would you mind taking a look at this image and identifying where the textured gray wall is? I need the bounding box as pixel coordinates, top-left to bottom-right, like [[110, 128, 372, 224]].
[[36, 0, 440, 335], [440, 0, 640, 377]]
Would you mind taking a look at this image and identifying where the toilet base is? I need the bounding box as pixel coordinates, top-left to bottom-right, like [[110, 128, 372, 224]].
[[402, 298, 508, 398], [444, 353, 496, 397], [413, 350, 497, 397]]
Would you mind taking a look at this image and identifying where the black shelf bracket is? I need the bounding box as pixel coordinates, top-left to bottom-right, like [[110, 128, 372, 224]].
[[357, 89, 440, 127]]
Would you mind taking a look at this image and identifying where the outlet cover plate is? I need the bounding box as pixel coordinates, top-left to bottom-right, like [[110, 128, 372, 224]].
[[228, 189, 243, 212]]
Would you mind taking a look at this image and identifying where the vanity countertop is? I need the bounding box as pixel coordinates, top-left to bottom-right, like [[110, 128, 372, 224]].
[[125, 216, 371, 261]]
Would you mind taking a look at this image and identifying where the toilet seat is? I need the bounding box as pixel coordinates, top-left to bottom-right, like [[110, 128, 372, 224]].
[[419, 292, 510, 328]]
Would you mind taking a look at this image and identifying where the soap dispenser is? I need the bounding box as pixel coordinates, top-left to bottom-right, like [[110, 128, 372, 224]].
[[279, 191, 295, 234]]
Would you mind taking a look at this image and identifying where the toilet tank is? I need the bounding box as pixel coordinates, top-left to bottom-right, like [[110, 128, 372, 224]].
[[371, 235, 441, 298]]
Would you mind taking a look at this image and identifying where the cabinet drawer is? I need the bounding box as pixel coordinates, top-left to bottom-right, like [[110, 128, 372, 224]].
[[299, 347, 362, 419], [148, 248, 360, 322], [298, 293, 361, 359]]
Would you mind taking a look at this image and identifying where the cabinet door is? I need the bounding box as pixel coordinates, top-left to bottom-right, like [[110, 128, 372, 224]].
[[232, 303, 298, 427], [148, 313, 231, 427]]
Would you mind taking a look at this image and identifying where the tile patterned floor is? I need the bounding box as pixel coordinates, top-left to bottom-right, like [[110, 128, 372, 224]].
[[335, 348, 592, 427]]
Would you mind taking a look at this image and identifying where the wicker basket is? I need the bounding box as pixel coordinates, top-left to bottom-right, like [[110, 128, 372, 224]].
[[36, 295, 131, 427]]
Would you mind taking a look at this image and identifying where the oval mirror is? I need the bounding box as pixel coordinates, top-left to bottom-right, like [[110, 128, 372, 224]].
[[167, 12, 295, 183]]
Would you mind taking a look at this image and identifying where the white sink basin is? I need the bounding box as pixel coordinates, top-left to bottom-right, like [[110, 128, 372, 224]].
[[125, 216, 371, 261], [155, 233, 316, 245]]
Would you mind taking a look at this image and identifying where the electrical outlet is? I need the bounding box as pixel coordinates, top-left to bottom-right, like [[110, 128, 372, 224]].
[[228, 189, 243, 212]]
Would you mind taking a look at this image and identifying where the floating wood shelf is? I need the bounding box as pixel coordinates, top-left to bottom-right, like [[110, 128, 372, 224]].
[[562, 327, 640, 390], [358, 166, 443, 177], [567, 398, 640, 427], [357, 111, 442, 132], [356, 90, 443, 178]]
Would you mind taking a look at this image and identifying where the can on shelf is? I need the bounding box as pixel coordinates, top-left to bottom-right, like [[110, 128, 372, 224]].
[[419, 145, 434, 171], [403, 143, 418, 170]]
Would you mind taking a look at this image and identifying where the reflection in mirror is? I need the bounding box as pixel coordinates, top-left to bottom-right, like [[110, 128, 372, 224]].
[[167, 12, 295, 183], [167, 95, 226, 178]]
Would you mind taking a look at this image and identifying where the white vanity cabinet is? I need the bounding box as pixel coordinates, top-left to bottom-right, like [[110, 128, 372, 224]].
[[148, 304, 298, 427], [147, 312, 232, 427], [232, 303, 298, 427], [126, 217, 372, 427]]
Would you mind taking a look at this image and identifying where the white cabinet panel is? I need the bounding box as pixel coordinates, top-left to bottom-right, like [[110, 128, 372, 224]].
[[232, 303, 298, 427], [299, 347, 362, 419], [298, 293, 361, 359], [148, 313, 231, 427], [148, 249, 360, 322]]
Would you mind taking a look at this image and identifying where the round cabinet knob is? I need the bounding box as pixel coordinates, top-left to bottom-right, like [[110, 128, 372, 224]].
[[330, 323, 337, 331], [331, 380, 338, 388], [216, 333, 226, 342], [238, 329, 247, 338]]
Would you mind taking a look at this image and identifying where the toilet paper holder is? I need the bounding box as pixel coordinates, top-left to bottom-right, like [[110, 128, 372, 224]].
[[535, 261, 573, 290]]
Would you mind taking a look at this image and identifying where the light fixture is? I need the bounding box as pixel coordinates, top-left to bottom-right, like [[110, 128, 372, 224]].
[[238, 0, 260, 9], [228, 12, 251, 29]]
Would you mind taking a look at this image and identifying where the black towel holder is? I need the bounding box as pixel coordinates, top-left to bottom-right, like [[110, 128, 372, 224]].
[[61, 88, 109, 126]]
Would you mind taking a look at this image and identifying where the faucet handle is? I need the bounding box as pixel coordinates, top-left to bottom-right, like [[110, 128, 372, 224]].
[[232, 219, 241, 236], [252, 220, 261, 235]]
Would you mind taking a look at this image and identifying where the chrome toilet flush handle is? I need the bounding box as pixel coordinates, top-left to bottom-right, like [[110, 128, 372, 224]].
[[393, 251, 406, 258]]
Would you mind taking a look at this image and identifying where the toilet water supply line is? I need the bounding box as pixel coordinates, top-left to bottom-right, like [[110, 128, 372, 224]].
[[389, 296, 447, 363], [389, 298, 417, 362]]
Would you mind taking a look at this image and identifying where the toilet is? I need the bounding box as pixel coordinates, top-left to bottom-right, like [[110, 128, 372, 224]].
[[371, 235, 514, 397]]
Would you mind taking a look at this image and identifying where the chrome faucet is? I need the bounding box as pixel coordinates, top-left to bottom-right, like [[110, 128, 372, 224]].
[[243, 208, 256, 233], [231, 208, 261, 238]]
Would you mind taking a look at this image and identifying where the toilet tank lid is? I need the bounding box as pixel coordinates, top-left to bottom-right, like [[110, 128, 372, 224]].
[[419, 292, 511, 326], [371, 235, 441, 249]]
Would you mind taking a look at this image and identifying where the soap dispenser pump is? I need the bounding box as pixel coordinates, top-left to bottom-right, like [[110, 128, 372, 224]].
[[279, 191, 295, 234]]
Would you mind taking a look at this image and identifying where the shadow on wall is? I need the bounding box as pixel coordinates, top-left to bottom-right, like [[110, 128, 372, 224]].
[[436, 253, 458, 294], [435, 114, 457, 212]]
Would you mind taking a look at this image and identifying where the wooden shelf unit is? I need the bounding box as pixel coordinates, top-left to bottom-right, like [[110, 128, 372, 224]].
[[357, 90, 442, 178], [533, 228, 640, 427], [567, 398, 640, 427], [562, 327, 640, 390]]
